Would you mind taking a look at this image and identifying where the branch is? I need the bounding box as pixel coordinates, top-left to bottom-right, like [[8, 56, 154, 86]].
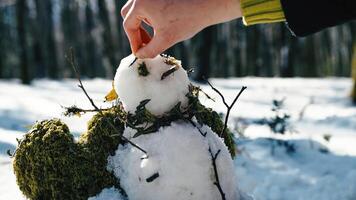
[[188, 119, 207, 137], [129, 56, 138, 67], [209, 147, 225, 200], [66, 48, 148, 156], [62, 105, 110, 117], [7, 137, 25, 158], [206, 79, 247, 138]]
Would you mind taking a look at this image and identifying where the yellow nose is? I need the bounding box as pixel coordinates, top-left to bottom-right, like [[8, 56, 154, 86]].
[[105, 81, 118, 102]]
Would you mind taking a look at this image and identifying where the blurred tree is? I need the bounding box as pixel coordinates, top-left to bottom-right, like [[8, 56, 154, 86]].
[[16, 0, 30, 84], [0, 11, 4, 78], [97, 0, 117, 78], [34, 0, 58, 78], [114, 0, 130, 59], [0, 2, 355, 81], [61, 0, 86, 77], [352, 45, 356, 103], [84, 0, 101, 78], [194, 26, 216, 82]]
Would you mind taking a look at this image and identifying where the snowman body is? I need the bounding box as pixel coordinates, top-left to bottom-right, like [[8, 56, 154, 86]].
[[108, 54, 238, 200]]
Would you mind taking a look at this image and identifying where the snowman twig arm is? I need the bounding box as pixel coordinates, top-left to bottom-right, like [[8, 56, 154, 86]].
[[66, 48, 148, 156], [206, 79, 247, 138], [62, 105, 111, 117], [209, 147, 226, 200]]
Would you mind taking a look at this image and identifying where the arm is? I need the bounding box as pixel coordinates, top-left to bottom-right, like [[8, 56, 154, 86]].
[[121, 0, 242, 58], [122, 0, 356, 58], [281, 0, 356, 36], [241, 0, 356, 36]]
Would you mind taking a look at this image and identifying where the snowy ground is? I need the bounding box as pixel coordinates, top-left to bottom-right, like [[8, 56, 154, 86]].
[[0, 77, 355, 200]]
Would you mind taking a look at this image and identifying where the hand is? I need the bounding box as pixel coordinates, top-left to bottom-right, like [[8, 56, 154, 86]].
[[121, 0, 242, 58]]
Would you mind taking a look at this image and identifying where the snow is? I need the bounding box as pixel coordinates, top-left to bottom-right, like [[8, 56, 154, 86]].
[[0, 77, 355, 200], [88, 187, 126, 200], [114, 54, 189, 116], [107, 122, 237, 200]]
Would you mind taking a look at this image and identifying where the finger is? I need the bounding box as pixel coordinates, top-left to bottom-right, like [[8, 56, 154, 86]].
[[140, 27, 151, 44], [136, 32, 175, 58], [121, 0, 133, 18], [123, 5, 143, 53]]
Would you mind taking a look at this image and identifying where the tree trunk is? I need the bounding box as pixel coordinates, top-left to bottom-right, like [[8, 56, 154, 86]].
[[194, 26, 215, 82], [84, 0, 100, 78], [98, 0, 117, 78], [0, 12, 3, 78], [34, 0, 58, 79], [16, 0, 30, 84], [351, 45, 356, 103], [114, 0, 130, 58], [280, 25, 294, 77]]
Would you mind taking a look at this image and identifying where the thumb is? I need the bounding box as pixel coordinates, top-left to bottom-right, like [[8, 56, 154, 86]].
[[135, 32, 174, 59]]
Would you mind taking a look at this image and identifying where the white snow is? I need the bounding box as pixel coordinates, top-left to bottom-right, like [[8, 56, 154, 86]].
[[88, 187, 126, 200], [107, 122, 237, 200], [114, 54, 189, 116], [1, 77, 356, 200]]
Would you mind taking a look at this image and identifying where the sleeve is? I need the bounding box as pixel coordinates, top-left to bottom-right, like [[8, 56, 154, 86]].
[[240, 0, 356, 37], [280, 0, 356, 36], [241, 0, 286, 26]]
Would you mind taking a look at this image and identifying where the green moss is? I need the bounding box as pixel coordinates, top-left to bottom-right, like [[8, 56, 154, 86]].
[[79, 106, 126, 156], [137, 62, 149, 76], [13, 107, 126, 200]]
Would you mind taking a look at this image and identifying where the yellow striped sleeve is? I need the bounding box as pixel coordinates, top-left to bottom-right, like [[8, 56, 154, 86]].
[[240, 0, 286, 26]]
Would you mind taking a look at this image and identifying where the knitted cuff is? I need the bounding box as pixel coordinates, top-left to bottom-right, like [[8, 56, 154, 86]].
[[241, 0, 286, 26]]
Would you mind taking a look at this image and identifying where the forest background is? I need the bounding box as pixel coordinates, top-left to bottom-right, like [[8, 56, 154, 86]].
[[0, 0, 355, 84]]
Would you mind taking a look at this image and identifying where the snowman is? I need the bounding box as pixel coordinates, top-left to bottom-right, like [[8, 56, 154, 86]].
[[101, 54, 239, 200], [13, 53, 242, 200]]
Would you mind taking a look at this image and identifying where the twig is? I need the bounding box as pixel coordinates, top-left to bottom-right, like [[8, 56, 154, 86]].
[[187, 68, 194, 76], [197, 87, 215, 102], [188, 119, 207, 137], [206, 79, 247, 138], [62, 105, 110, 117], [129, 57, 138, 67], [66, 48, 148, 155], [161, 65, 179, 80], [146, 172, 160, 183], [209, 147, 225, 200]]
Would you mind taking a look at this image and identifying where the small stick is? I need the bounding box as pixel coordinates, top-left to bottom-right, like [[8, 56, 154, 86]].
[[146, 172, 160, 183], [66, 48, 148, 155], [205, 79, 246, 138], [187, 68, 194, 76], [62, 105, 110, 116], [209, 147, 225, 200], [161, 65, 179, 80], [129, 57, 138, 67], [197, 87, 215, 102], [188, 119, 207, 137]]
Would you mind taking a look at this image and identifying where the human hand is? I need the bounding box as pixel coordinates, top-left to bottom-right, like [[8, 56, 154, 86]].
[[121, 0, 242, 58]]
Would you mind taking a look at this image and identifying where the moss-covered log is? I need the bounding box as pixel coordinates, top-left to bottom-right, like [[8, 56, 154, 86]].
[[13, 107, 125, 200]]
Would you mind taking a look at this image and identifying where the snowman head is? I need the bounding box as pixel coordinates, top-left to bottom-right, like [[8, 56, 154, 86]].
[[114, 54, 190, 116]]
